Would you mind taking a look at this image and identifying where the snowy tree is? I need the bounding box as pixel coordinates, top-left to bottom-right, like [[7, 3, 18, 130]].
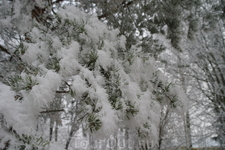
[[179, 0, 225, 148], [70, 0, 225, 149], [0, 0, 188, 149], [146, 0, 225, 148]]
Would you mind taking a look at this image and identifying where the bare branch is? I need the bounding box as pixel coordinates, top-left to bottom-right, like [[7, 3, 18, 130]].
[[40, 109, 64, 113], [56, 90, 69, 93]]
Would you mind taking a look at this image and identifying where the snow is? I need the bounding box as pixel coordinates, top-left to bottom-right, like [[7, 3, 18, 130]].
[[58, 41, 81, 77], [96, 50, 112, 70], [118, 35, 127, 49], [0, 128, 19, 149], [57, 5, 88, 25], [0, 3, 189, 149], [0, 83, 21, 129], [94, 85, 119, 139], [22, 42, 49, 65], [49, 141, 65, 150], [71, 75, 88, 99], [35, 0, 45, 8], [51, 36, 62, 50], [28, 70, 61, 107]]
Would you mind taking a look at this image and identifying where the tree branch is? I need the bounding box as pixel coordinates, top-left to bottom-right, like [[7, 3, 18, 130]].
[[56, 90, 69, 93], [52, 0, 65, 5], [40, 109, 64, 113], [0, 45, 11, 55]]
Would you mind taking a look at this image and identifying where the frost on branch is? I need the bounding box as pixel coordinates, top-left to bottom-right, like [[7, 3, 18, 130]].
[[0, 3, 188, 149]]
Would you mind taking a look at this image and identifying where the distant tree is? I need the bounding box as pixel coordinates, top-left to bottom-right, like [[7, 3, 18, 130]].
[[177, 0, 225, 148]]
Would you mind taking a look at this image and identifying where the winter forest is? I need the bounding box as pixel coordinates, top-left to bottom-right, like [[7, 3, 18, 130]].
[[0, 0, 224, 150]]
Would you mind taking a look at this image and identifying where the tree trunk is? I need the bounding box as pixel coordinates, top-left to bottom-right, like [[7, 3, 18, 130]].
[[65, 128, 74, 150], [178, 54, 192, 150], [65, 120, 80, 149], [49, 117, 54, 141], [183, 111, 192, 150], [186, 112, 192, 149], [55, 124, 58, 142]]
